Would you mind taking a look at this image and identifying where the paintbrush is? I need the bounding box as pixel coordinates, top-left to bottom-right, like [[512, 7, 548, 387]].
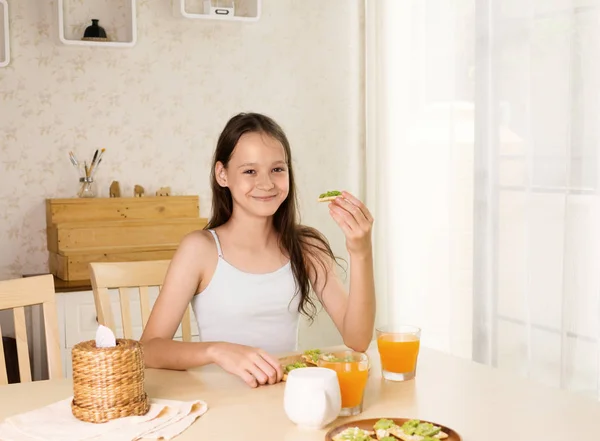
[[90, 149, 99, 167], [91, 158, 103, 179], [69, 151, 85, 177], [68, 151, 79, 167], [87, 149, 98, 177], [88, 148, 105, 177]]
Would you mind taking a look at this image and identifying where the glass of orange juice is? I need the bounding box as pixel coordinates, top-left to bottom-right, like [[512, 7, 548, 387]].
[[317, 351, 369, 416], [376, 325, 421, 381]]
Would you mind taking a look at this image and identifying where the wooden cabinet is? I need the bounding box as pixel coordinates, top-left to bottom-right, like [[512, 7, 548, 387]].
[[45, 196, 207, 281]]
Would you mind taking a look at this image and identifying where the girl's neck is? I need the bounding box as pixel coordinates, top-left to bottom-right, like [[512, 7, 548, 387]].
[[220, 210, 277, 250]]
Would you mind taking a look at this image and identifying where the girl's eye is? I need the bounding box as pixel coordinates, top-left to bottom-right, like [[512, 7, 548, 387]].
[[273, 167, 286, 173], [243, 169, 256, 175]]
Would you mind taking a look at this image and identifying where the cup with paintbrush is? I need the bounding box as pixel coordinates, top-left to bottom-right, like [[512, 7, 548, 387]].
[[69, 148, 106, 198]]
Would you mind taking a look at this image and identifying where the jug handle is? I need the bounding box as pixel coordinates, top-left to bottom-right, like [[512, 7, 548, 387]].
[[313, 388, 330, 426], [322, 387, 340, 423]]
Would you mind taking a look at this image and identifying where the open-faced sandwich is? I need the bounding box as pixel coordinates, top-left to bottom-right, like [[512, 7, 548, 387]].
[[280, 348, 324, 381], [317, 190, 342, 202], [374, 418, 449, 441], [332, 426, 375, 441], [280, 348, 339, 380], [301, 348, 323, 364], [282, 361, 308, 381], [301, 348, 336, 364], [331, 419, 450, 441]]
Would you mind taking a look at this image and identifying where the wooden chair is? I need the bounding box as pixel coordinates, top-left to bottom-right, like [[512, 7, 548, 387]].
[[0, 274, 62, 384], [89, 260, 193, 342]]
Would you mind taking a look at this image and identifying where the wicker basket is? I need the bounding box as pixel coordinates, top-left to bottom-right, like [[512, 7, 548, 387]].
[[71, 338, 150, 423]]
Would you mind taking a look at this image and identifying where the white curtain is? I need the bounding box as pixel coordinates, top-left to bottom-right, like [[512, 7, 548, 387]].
[[367, 0, 600, 400]]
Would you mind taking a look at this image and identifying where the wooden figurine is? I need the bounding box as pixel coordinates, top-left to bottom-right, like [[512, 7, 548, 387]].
[[134, 184, 145, 197], [109, 181, 121, 198], [156, 186, 171, 197]]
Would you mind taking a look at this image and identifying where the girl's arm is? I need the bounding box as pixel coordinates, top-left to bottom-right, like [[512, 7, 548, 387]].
[[140, 231, 283, 387], [140, 232, 214, 369], [309, 191, 376, 352]]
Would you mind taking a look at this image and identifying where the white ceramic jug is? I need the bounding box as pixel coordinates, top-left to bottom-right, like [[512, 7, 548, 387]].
[[283, 367, 342, 429]]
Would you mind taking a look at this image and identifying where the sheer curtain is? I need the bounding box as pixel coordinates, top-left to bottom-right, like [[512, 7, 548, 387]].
[[474, 0, 600, 400], [367, 0, 600, 400], [366, 0, 477, 359]]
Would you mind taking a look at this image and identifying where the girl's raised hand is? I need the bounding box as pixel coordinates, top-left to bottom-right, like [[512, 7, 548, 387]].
[[328, 191, 374, 256]]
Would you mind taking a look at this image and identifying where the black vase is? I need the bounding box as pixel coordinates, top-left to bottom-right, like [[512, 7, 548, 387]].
[[82, 19, 107, 40]]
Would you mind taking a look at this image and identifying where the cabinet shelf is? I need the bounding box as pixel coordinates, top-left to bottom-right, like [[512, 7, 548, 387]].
[[0, 0, 9, 67], [57, 0, 137, 47], [175, 0, 261, 22]]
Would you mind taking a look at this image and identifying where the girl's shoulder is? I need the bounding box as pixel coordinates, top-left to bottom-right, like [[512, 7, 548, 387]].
[[177, 228, 218, 256]]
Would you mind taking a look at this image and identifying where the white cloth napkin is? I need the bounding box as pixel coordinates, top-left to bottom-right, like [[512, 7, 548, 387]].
[[0, 397, 208, 441]]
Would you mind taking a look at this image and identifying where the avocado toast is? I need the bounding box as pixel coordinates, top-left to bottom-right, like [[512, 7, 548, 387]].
[[330, 418, 451, 441], [317, 190, 342, 202], [280, 348, 333, 380]]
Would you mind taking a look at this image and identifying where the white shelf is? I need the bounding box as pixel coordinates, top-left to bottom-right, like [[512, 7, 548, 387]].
[[176, 0, 261, 22], [0, 0, 9, 67], [58, 0, 137, 47]]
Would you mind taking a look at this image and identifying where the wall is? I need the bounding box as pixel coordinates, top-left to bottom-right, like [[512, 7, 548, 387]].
[[0, 0, 365, 348]]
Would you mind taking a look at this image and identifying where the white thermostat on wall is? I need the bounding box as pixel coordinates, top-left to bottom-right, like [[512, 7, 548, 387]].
[[204, 0, 235, 16]]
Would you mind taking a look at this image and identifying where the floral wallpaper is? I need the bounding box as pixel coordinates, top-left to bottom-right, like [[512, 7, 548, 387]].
[[0, 0, 365, 282]]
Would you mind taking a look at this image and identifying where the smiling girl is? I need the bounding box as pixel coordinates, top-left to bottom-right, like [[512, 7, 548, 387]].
[[140, 113, 376, 387]]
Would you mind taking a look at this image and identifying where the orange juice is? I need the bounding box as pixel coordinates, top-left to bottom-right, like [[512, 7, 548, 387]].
[[319, 360, 369, 408], [377, 333, 420, 373]]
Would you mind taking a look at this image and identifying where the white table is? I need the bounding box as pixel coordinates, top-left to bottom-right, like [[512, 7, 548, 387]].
[[0, 344, 598, 440]]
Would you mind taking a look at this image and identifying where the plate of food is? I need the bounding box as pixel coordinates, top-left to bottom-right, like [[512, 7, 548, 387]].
[[280, 349, 326, 380], [280, 349, 373, 381], [280, 355, 310, 381], [325, 417, 462, 441]]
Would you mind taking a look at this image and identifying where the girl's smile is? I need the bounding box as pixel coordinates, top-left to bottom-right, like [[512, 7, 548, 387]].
[[252, 195, 278, 202]]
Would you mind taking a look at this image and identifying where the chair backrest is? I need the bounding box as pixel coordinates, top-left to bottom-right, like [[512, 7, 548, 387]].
[[0, 274, 62, 384], [89, 260, 192, 342]]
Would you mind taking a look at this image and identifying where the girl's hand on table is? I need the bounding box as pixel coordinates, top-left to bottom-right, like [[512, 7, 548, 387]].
[[208, 342, 283, 387]]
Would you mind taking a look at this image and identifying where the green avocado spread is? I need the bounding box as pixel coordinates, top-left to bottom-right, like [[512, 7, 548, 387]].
[[319, 190, 342, 198]]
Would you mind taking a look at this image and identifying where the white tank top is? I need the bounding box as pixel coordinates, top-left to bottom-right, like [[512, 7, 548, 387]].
[[191, 229, 301, 354]]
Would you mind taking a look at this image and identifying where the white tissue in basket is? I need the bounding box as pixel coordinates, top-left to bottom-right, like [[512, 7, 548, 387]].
[[95, 324, 117, 348]]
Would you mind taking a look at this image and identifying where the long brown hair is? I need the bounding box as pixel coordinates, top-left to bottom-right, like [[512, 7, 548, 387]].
[[206, 112, 338, 321]]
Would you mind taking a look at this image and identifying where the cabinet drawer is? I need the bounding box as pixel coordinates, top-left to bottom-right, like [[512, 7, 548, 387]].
[[46, 196, 200, 224], [47, 218, 206, 254]]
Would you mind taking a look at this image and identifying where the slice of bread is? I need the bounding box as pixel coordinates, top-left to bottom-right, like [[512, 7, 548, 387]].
[[332, 427, 375, 441], [317, 196, 338, 202], [375, 428, 391, 439], [300, 350, 323, 365], [317, 191, 342, 202], [388, 426, 448, 441], [279, 354, 313, 381]]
